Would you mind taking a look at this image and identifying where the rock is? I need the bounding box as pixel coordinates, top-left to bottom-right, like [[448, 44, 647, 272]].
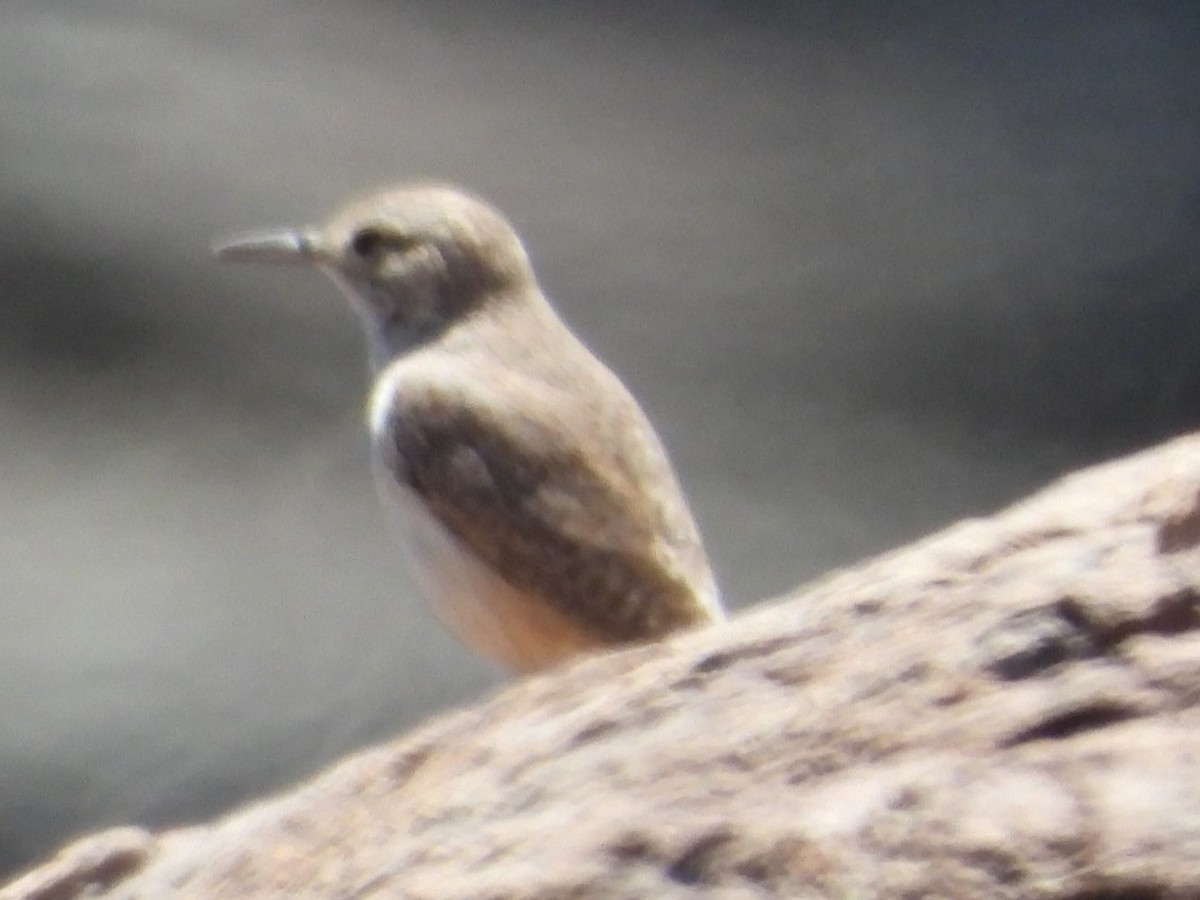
[[0, 828, 152, 900], [5, 434, 1200, 899]]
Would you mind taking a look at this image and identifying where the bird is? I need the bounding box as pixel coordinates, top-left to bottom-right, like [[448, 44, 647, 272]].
[[213, 183, 724, 673]]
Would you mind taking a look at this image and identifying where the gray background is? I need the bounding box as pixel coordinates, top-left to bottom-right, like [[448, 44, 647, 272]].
[[2, 0, 1198, 877]]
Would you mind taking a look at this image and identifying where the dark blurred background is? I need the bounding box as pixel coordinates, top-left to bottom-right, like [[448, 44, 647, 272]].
[[2, 0, 1198, 878]]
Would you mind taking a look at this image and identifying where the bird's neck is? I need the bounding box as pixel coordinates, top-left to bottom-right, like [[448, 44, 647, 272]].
[[358, 309, 440, 372], [323, 270, 450, 371], [358, 285, 562, 374]]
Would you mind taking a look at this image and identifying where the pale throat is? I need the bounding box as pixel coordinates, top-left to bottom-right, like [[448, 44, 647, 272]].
[[323, 268, 445, 372]]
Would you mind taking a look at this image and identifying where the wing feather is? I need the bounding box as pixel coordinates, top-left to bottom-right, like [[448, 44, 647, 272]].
[[378, 367, 716, 643]]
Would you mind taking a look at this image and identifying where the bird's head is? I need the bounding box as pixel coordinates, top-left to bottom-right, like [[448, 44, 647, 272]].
[[214, 183, 538, 360]]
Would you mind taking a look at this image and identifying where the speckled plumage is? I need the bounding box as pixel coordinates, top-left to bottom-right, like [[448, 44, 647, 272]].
[[215, 183, 723, 672]]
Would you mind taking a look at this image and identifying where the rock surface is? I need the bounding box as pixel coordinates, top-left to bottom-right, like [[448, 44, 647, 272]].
[[6, 435, 1200, 899]]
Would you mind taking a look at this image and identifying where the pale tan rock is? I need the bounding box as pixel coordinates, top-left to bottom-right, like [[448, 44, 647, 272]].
[[0, 827, 151, 900], [6, 434, 1200, 899]]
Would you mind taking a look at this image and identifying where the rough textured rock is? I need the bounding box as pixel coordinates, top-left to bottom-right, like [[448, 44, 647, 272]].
[[5, 434, 1200, 899]]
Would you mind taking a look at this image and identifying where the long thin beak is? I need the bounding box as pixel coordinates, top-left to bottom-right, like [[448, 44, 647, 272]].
[[211, 228, 318, 265]]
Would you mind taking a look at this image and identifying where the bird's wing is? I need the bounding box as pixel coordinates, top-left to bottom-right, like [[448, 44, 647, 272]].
[[380, 369, 715, 642]]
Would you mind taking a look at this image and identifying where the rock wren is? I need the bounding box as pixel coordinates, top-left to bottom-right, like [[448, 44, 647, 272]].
[[213, 184, 723, 672]]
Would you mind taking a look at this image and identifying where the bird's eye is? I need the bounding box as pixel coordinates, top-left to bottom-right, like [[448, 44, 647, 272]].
[[349, 227, 420, 261], [350, 227, 386, 258]]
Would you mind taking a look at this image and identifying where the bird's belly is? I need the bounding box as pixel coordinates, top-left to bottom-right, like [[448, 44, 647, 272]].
[[372, 460, 601, 673]]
